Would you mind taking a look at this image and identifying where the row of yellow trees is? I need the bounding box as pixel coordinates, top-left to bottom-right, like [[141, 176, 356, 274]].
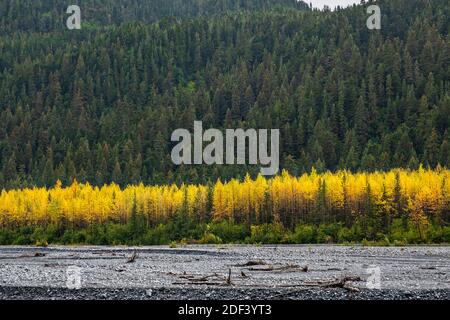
[[0, 168, 449, 229]]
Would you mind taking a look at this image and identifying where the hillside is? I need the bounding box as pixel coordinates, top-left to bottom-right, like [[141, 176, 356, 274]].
[[0, 0, 449, 189], [0, 0, 309, 33]]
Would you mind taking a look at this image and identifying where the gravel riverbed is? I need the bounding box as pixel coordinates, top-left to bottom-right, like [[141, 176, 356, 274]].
[[0, 245, 449, 300]]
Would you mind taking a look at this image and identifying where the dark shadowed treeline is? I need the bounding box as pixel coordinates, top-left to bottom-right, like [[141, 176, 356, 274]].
[[0, 0, 309, 34], [0, 0, 449, 189]]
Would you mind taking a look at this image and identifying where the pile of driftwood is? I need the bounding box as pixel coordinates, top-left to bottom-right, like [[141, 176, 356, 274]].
[[170, 260, 308, 286], [169, 259, 364, 294]]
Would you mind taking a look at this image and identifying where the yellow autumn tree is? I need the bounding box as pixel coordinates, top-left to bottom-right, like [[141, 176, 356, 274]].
[[0, 169, 448, 231]]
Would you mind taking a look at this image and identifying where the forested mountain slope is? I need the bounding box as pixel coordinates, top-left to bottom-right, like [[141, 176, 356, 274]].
[[0, 0, 449, 188], [0, 0, 308, 34]]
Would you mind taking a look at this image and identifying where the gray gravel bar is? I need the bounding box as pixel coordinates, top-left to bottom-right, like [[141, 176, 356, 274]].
[[0, 245, 449, 300]]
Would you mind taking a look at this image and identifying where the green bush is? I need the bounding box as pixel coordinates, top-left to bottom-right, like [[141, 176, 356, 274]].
[[389, 219, 407, 242], [404, 221, 425, 243], [86, 225, 108, 245], [209, 221, 249, 243], [0, 229, 14, 245], [316, 223, 341, 243], [35, 240, 48, 247], [291, 224, 316, 243], [106, 223, 132, 245], [199, 232, 222, 244], [0, 215, 447, 246], [142, 224, 170, 245], [248, 223, 285, 244], [31, 227, 48, 245], [71, 230, 87, 244], [337, 227, 353, 243], [425, 224, 450, 243], [393, 239, 408, 246], [13, 235, 32, 245], [442, 227, 450, 243], [61, 229, 75, 244]]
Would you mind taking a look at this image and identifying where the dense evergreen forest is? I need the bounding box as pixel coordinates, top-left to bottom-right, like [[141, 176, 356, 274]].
[[0, 0, 449, 189], [0, 0, 308, 33]]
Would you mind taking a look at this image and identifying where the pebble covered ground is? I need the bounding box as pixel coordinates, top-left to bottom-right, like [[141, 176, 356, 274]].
[[0, 245, 449, 300]]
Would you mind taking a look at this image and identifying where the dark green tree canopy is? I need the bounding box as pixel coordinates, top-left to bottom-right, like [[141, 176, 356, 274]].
[[0, 0, 449, 188]]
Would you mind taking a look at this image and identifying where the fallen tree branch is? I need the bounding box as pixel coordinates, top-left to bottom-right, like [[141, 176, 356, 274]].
[[234, 260, 267, 267], [171, 270, 234, 286], [179, 273, 224, 282], [246, 264, 308, 273]]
